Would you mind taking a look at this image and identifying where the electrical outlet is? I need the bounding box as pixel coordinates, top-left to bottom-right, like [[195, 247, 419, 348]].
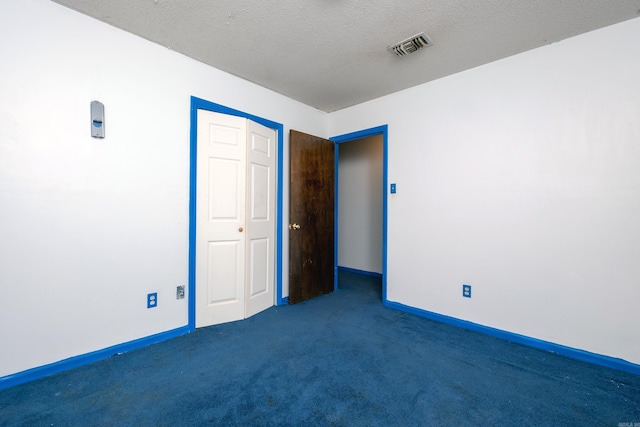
[[462, 284, 471, 298], [147, 292, 158, 308], [176, 286, 185, 299]]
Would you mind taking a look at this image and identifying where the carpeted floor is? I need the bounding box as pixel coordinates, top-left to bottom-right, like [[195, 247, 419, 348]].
[[1, 271, 639, 426]]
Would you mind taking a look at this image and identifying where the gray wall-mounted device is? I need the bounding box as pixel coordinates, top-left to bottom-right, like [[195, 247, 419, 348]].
[[90, 100, 105, 138]]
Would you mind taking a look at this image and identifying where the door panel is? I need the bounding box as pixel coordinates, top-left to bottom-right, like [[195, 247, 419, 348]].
[[250, 164, 269, 219], [196, 110, 247, 327], [245, 119, 276, 318], [248, 238, 269, 297], [289, 130, 335, 304], [207, 241, 242, 303], [208, 159, 241, 219]]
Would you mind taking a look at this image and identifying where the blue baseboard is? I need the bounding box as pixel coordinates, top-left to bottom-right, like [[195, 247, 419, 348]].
[[384, 300, 640, 376], [280, 296, 289, 305], [0, 325, 192, 390], [5, 299, 636, 391], [337, 266, 383, 278]]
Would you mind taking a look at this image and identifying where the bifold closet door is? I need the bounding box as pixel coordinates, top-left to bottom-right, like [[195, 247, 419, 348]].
[[196, 110, 276, 327]]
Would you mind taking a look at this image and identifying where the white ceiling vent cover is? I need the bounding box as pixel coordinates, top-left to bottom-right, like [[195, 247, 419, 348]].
[[389, 33, 432, 57]]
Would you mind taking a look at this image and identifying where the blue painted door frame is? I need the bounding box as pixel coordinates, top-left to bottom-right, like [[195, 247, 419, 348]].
[[331, 125, 389, 303]]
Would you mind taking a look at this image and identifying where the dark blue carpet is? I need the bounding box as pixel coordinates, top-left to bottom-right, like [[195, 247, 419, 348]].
[[1, 271, 639, 426]]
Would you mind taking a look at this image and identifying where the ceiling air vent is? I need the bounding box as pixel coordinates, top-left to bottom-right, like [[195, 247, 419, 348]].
[[388, 33, 432, 57]]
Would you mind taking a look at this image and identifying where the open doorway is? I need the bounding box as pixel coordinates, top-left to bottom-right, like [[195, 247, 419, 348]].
[[332, 126, 388, 302]]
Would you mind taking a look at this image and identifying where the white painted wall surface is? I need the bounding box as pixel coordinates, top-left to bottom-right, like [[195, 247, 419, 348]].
[[337, 136, 383, 273], [0, 0, 326, 378], [329, 18, 640, 364]]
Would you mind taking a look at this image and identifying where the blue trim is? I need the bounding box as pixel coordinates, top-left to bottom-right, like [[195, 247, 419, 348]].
[[282, 296, 289, 305], [188, 102, 198, 327], [331, 125, 389, 303], [189, 97, 286, 321], [384, 300, 640, 376], [337, 266, 383, 279], [0, 325, 190, 390], [333, 143, 339, 291], [276, 127, 284, 306], [381, 129, 388, 303], [331, 126, 388, 144]]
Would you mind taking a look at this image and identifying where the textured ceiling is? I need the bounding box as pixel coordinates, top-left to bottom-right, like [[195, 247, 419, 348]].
[[51, 0, 640, 112]]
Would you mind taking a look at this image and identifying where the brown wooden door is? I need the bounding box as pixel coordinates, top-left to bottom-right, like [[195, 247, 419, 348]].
[[289, 130, 335, 304]]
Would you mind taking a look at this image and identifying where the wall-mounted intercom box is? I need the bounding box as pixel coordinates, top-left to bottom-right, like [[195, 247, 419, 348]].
[[90, 101, 104, 138]]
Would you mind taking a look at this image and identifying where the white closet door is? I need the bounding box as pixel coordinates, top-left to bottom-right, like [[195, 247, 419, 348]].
[[196, 110, 276, 327], [245, 119, 276, 318], [196, 110, 247, 327]]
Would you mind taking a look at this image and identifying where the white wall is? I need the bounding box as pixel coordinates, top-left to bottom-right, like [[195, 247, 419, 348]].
[[0, 0, 326, 378], [2, 1, 638, 380], [337, 136, 383, 273], [329, 18, 640, 364]]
